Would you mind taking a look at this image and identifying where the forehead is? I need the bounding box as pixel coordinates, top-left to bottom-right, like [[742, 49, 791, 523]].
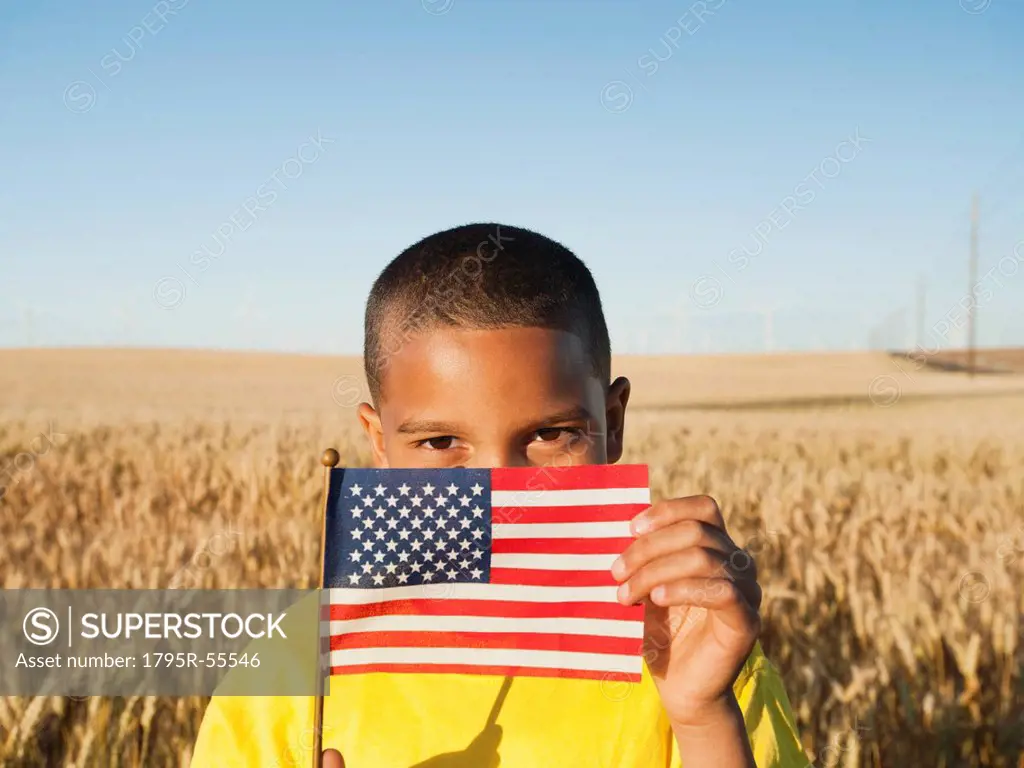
[[377, 327, 603, 423]]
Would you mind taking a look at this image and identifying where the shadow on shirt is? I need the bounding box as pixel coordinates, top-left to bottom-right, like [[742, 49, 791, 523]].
[[409, 724, 503, 768], [409, 675, 510, 768]]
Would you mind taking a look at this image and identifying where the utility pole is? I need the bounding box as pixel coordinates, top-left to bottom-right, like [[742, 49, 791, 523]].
[[967, 194, 979, 378]]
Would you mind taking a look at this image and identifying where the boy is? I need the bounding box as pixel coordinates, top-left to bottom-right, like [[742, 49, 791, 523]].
[[192, 223, 805, 767]]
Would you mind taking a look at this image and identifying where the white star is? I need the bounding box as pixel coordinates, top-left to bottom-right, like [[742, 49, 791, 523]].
[[398, 551, 410, 562], [348, 574, 361, 585], [435, 515, 447, 529], [386, 540, 398, 552], [398, 483, 410, 496], [372, 572, 385, 585], [447, 550, 459, 561], [422, 570, 434, 582], [470, 568, 482, 579], [375, 529, 387, 541], [373, 552, 385, 563], [410, 517, 423, 529], [349, 551, 361, 562], [386, 518, 399, 530], [410, 495, 422, 507], [363, 495, 374, 507], [423, 506, 435, 518], [351, 529, 363, 540], [363, 541, 374, 551], [470, 483, 483, 496], [459, 518, 471, 529], [362, 517, 374, 529], [349, 484, 363, 496], [386, 495, 398, 507], [423, 550, 436, 562], [398, 528, 410, 540], [472, 529, 484, 540], [471, 549, 483, 560], [398, 506, 411, 518], [459, 495, 470, 507], [410, 562, 422, 572], [446, 483, 459, 496], [459, 558, 470, 569], [423, 529, 435, 540], [397, 572, 410, 584], [385, 563, 398, 574], [471, 506, 483, 518], [374, 484, 386, 496], [447, 507, 459, 517], [351, 508, 362, 518], [447, 529, 459, 539], [446, 568, 458, 579], [423, 483, 435, 496], [375, 507, 386, 518], [411, 540, 423, 551], [361, 563, 373, 574], [459, 540, 471, 551]]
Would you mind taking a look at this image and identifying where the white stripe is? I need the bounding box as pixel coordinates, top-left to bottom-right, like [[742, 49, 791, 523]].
[[492, 521, 631, 539], [328, 584, 618, 605], [329, 646, 642, 675], [327, 614, 643, 638], [491, 553, 618, 570], [491, 487, 649, 507]]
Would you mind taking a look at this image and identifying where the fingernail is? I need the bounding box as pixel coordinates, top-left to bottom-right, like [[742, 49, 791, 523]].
[[651, 585, 666, 604], [617, 583, 630, 603], [611, 557, 626, 580], [632, 514, 650, 536]]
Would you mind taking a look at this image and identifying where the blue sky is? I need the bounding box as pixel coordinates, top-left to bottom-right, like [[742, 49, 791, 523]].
[[2, 0, 1022, 354]]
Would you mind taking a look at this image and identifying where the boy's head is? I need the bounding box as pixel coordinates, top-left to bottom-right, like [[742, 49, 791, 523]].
[[358, 223, 630, 469]]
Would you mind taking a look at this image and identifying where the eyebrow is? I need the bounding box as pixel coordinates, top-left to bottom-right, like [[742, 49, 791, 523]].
[[395, 406, 596, 436], [396, 420, 465, 435], [526, 406, 595, 429]]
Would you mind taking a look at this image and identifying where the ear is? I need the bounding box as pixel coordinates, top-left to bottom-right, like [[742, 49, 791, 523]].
[[357, 402, 389, 468], [604, 376, 630, 464]]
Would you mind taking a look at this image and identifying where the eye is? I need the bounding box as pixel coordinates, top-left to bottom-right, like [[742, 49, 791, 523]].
[[418, 436, 456, 451], [531, 427, 586, 444]]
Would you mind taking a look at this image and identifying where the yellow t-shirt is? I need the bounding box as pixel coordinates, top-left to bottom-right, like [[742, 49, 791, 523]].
[[191, 638, 805, 767]]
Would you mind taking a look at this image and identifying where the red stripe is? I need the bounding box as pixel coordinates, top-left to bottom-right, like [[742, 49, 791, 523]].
[[490, 568, 618, 587], [490, 464, 648, 492], [492, 504, 647, 525], [330, 631, 642, 656], [329, 664, 642, 683], [329, 599, 638, 622], [491, 537, 634, 555]]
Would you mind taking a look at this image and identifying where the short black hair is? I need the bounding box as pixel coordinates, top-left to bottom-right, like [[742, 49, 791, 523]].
[[364, 222, 611, 402]]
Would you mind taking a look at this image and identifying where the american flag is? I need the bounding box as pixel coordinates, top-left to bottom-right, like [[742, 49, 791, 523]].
[[322, 464, 649, 682]]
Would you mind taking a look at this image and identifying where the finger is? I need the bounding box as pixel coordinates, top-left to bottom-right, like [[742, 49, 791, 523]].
[[723, 546, 759, 588], [648, 578, 761, 634], [323, 749, 345, 768], [631, 495, 726, 537], [617, 547, 732, 605], [612, 519, 735, 581]]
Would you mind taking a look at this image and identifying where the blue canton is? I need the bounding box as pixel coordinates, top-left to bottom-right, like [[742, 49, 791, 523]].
[[324, 468, 493, 589]]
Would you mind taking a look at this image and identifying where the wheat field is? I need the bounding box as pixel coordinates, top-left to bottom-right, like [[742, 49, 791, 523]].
[[1, 349, 1022, 767]]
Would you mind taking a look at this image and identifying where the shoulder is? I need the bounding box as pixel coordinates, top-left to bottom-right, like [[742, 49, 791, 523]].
[[732, 642, 808, 767], [191, 694, 312, 767]]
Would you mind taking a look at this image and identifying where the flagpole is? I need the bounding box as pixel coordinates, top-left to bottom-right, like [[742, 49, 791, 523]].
[[313, 448, 340, 768]]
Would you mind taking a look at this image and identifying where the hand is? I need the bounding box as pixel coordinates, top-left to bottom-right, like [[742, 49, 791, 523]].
[[323, 749, 345, 768], [611, 495, 762, 727]]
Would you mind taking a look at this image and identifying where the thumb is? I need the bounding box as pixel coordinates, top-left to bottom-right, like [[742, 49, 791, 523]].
[[323, 748, 345, 768]]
